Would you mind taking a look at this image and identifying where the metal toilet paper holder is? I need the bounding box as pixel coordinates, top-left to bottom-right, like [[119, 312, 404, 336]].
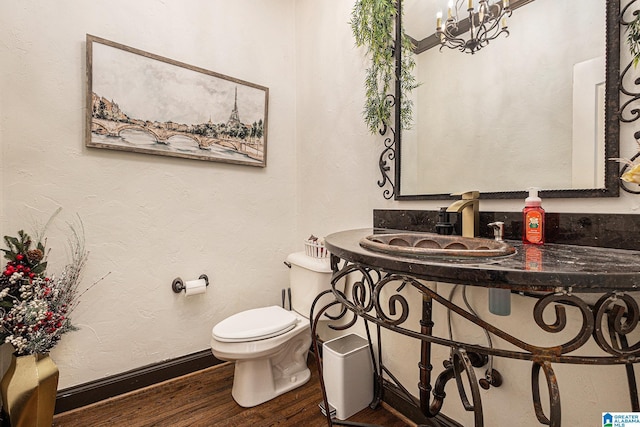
[[172, 274, 209, 293]]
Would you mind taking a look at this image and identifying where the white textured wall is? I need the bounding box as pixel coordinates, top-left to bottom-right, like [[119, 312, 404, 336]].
[[0, 0, 297, 388], [294, 0, 380, 241], [2, 0, 640, 425]]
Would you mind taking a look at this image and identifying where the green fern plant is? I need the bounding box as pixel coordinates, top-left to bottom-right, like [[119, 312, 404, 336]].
[[351, 0, 418, 134]]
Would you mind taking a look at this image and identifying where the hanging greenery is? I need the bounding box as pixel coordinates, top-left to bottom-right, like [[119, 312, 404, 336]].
[[351, 0, 418, 134], [627, 13, 640, 67]]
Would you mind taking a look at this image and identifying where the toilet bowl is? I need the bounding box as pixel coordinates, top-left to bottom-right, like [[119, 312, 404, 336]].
[[210, 251, 333, 407]]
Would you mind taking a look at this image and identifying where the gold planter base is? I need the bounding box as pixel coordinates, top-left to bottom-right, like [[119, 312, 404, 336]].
[[1, 354, 59, 427]]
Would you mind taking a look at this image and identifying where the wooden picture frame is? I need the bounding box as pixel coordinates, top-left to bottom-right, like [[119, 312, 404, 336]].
[[86, 34, 269, 167]]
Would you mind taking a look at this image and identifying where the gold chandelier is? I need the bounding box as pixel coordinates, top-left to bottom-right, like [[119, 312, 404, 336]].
[[436, 0, 512, 54]]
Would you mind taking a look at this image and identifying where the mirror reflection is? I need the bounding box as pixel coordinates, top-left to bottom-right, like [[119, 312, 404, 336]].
[[398, 0, 617, 199]]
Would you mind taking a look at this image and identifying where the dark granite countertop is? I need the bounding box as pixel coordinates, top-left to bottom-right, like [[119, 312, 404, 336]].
[[324, 228, 640, 293]]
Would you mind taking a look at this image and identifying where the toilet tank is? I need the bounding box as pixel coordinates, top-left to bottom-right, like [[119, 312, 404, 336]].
[[286, 251, 334, 319]]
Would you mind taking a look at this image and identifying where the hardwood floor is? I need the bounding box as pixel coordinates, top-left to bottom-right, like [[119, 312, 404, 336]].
[[52, 354, 412, 427]]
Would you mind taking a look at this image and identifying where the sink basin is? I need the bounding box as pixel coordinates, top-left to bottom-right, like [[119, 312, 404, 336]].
[[359, 232, 516, 258]]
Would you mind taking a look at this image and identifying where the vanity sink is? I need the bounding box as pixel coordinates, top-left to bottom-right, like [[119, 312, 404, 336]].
[[359, 232, 516, 258]]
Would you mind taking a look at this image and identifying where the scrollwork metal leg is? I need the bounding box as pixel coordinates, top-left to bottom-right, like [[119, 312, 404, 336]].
[[370, 323, 383, 410], [622, 338, 640, 412], [531, 361, 561, 426], [451, 349, 484, 427], [419, 294, 435, 417]]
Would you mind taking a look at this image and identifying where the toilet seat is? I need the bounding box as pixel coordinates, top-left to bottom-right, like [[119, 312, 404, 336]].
[[212, 306, 299, 342]]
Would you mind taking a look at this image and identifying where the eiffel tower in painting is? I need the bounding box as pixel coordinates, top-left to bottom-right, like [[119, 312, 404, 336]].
[[226, 87, 241, 128]]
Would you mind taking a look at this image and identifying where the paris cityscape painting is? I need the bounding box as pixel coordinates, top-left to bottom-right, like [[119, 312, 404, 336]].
[[86, 34, 269, 167]]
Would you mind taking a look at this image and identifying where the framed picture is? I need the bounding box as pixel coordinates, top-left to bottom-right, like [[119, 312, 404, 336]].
[[86, 34, 269, 167]]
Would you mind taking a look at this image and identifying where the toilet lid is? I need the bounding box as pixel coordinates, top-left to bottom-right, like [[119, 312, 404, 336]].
[[212, 306, 299, 342]]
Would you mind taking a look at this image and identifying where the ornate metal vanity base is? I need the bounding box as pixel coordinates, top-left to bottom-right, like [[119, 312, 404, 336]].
[[310, 253, 640, 427]]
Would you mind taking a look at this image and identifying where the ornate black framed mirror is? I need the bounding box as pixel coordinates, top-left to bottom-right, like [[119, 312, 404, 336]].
[[388, 0, 620, 200]]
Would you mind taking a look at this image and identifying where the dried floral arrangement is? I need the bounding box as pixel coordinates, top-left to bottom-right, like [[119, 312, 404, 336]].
[[0, 216, 89, 356]]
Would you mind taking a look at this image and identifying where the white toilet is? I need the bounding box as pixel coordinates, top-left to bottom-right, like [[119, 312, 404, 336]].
[[210, 251, 333, 407]]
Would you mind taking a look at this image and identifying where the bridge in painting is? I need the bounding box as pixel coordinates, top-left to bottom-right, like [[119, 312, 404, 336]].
[[91, 118, 263, 161]]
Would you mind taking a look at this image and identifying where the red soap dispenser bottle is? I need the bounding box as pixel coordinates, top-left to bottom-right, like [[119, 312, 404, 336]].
[[523, 188, 545, 245]]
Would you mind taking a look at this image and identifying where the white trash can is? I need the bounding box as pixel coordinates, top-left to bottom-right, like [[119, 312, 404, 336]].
[[322, 334, 374, 420]]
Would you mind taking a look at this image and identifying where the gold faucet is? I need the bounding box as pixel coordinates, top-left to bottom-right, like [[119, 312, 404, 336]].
[[446, 191, 480, 238]]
